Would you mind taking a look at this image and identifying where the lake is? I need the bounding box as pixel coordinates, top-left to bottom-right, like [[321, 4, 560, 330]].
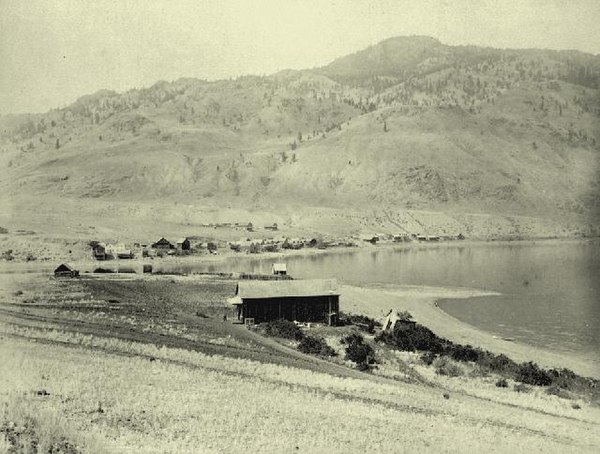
[[157, 240, 600, 359]]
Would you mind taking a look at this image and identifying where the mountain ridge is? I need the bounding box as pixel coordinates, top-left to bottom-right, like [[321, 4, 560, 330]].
[[1, 36, 599, 238]]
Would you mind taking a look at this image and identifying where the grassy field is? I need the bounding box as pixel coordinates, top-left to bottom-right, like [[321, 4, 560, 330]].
[[1, 273, 599, 452]]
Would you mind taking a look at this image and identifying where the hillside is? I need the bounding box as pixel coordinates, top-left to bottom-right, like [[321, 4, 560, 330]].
[[1, 36, 599, 239]]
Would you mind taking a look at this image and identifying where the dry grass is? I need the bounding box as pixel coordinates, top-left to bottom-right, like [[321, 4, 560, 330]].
[[1, 274, 599, 452], [0, 394, 106, 453], [1, 324, 600, 453]]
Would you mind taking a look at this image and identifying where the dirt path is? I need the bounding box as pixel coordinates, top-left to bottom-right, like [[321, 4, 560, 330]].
[[0, 305, 372, 381]]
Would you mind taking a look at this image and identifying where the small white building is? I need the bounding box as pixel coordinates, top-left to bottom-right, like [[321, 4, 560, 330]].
[[271, 263, 287, 276]]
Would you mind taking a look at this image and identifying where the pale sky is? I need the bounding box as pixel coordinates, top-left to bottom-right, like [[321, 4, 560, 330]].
[[1, 0, 599, 114]]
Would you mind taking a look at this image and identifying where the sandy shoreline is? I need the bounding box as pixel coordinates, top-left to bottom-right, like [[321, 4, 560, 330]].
[[341, 284, 600, 379]]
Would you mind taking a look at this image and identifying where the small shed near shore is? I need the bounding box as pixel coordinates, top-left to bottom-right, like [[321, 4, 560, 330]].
[[54, 263, 79, 278], [271, 263, 287, 276], [229, 279, 340, 325]]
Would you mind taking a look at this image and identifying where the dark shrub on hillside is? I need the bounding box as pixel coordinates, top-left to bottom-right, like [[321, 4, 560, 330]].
[[547, 368, 577, 390], [339, 313, 381, 333], [496, 378, 509, 388], [484, 353, 518, 374], [448, 344, 482, 363], [298, 335, 336, 357], [341, 334, 376, 368], [263, 320, 305, 341], [375, 323, 446, 353], [516, 362, 553, 386]]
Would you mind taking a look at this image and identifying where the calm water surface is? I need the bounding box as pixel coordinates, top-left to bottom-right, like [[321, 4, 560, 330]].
[[158, 241, 600, 357]]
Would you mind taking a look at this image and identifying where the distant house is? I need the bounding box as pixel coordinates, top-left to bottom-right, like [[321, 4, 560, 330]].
[[246, 223, 254, 232], [393, 234, 410, 243], [416, 235, 427, 241], [152, 237, 174, 250], [264, 223, 278, 231], [176, 238, 191, 251], [229, 279, 340, 325], [361, 235, 379, 244], [282, 238, 303, 250], [427, 236, 440, 242], [307, 238, 320, 248], [92, 242, 106, 260], [271, 263, 287, 276], [117, 250, 134, 259], [54, 263, 79, 278], [106, 243, 133, 259]]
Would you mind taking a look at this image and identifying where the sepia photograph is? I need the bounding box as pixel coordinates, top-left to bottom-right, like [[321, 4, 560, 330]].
[[0, 0, 599, 452]]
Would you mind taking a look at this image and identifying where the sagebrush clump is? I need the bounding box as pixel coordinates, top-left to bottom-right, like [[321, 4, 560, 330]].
[[297, 336, 336, 357], [263, 320, 305, 341], [341, 333, 376, 370]]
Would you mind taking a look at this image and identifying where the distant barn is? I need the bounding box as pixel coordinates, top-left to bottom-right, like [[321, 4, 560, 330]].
[[229, 279, 340, 325], [152, 237, 174, 250], [54, 263, 79, 278]]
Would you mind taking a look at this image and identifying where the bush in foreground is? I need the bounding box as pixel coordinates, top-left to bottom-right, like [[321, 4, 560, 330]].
[[263, 320, 305, 341], [341, 334, 376, 369], [297, 336, 336, 357]]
